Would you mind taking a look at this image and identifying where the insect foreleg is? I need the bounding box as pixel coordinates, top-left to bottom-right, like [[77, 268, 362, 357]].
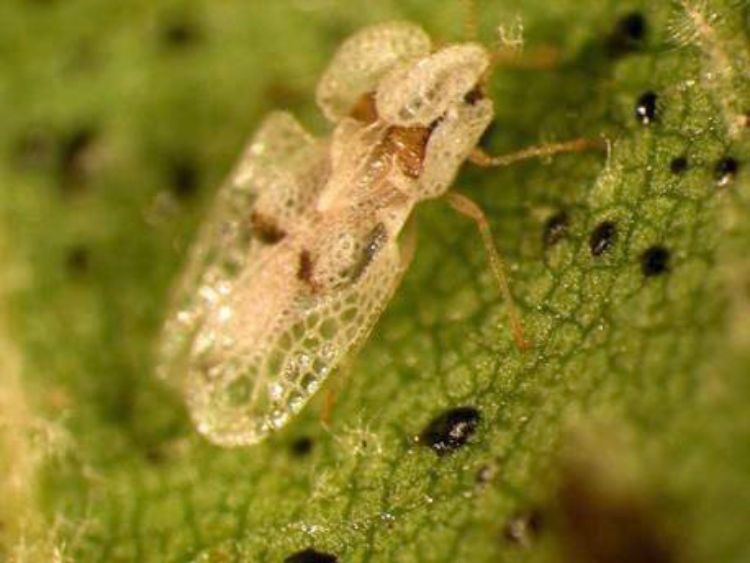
[[446, 191, 529, 351]]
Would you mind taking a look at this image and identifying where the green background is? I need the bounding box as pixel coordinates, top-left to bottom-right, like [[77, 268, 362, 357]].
[[1, 0, 749, 561]]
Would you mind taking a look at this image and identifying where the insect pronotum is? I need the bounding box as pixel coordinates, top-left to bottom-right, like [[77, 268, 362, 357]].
[[157, 19, 597, 447]]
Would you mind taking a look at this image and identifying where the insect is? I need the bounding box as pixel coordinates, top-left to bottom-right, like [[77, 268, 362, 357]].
[[157, 20, 597, 447]]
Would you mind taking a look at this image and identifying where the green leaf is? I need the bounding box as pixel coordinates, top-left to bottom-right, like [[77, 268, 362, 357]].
[[1, 0, 749, 561]]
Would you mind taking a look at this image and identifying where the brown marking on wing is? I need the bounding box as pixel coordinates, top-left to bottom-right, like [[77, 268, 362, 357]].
[[297, 249, 316, 288], [349, 222, 389, 283], [250, 210, 286, 244]]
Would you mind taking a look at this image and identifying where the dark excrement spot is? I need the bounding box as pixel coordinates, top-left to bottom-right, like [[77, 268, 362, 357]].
[[419, 406, 480, 456], [66, 245, 90, 275], [715, 157, 740, 187], [168, 156, 201, 199], [635, 91, 657, 125], [543, 211, 569, 247], [284, 547, 338, 563], [589, 221, 617, 256], [290, 435, 314, 457], [160, 16, 203, 49], [607, 12, 647, 57], [641, 246, 670, 277], [503, 508, 544, 548], [669, 155, 688, 175], [59, 126, 98, 190]]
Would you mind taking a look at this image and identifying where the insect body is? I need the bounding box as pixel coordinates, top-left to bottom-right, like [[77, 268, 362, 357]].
[[158, 22, 539, 447]]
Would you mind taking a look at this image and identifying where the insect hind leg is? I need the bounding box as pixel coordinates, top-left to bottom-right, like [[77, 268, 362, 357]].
[[446, 191, 529, 351]]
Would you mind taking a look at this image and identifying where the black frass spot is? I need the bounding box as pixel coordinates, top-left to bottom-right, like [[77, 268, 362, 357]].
[[641, 246, 670, 277], [607, 12, 647, 57], [715, 157, 740, 187], [543, 211, 569, 247], [419, 406, 480, 456], [290, 436, 314, 457], [635, 92, 657, 125], [168, 156, 201, 199], [589, 221, 617, 256], [160, 16, 203, 49], [284, 547, 338, 563], [669, 156, 688, 175]]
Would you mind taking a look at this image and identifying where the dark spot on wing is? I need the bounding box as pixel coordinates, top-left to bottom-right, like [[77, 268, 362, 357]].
[[463, 85, 485, 105], [290, 435, 314, 457], [250, 211, 286, 244], [641, 246, 670, 277], [348, 222, 388, 283], [284, 547, 338, 563], [297, 249, 315, 285], [607, 12, 647, 57], [543, 211, 569, 247], [418, 406, 480, 456], [589, 221, 617, 256], [669, 156, 688, 175], [714, 157, 739, 187], [503, 508, 544, 547], [635, 91, 657, 125]]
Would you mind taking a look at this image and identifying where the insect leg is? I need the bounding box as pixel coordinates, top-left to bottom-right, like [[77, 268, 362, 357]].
[[468, 137, 604, 168], [461, 0, 479, 42], [446, 191, 529, 351]]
